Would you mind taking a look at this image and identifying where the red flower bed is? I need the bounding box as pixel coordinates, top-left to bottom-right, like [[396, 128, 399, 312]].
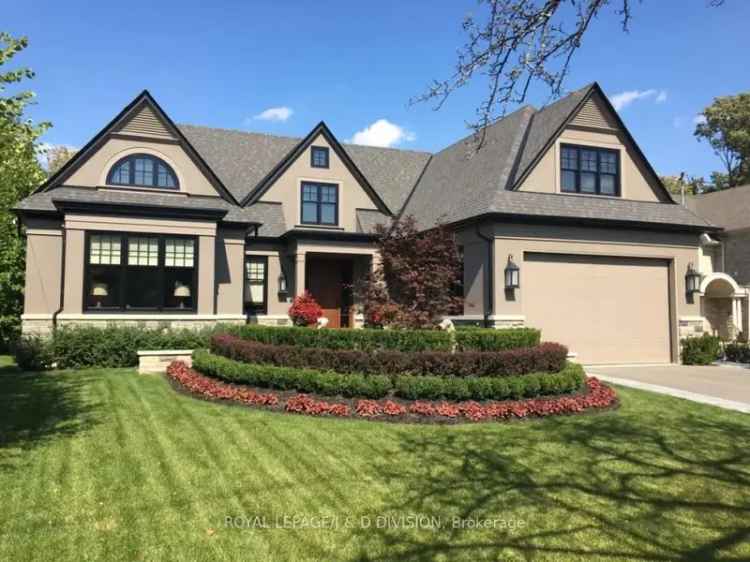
[[166, 361, 617, 423]]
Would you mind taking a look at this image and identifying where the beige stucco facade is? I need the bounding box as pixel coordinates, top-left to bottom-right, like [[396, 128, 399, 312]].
[[259, 133, 381, 232], [457, 223, 704, 362]]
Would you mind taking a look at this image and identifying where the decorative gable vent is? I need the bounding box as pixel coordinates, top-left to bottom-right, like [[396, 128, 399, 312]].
[[116, 105, 173, 139], [570, 96, 618, 130]]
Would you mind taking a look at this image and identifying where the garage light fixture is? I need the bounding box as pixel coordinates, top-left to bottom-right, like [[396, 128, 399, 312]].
[[505, 255, 520, 289], [685, 263, 701, 294]]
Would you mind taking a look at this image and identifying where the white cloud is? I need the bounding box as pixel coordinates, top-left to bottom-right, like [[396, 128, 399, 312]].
[[693, 114, 707, 125], [349, 119, 416, 148], [609, 88, 667, 111], [252, 106, 293, 122]]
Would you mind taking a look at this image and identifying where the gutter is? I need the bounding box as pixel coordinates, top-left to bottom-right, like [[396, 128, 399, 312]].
[[52, 223, 66, 331], [475, 222, 494, 328]]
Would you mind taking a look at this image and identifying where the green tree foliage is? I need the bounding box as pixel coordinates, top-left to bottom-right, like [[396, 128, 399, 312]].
[[660, 174, 706, 199], [44, 144, 76, 175], [0, 32, 49, 349], [695, 92, 750, 190]]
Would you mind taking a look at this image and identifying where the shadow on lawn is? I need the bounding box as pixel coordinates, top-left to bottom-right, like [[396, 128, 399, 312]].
[[0, 371, 99, 470], [355, 410, 750, 561]]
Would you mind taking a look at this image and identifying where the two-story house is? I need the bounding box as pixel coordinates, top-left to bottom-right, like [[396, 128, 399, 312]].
[[14, 83, 725, 364]]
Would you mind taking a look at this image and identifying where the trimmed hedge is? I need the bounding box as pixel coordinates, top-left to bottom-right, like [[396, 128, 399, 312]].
[[193, 350, 392, 398], [455, 327, 541, 351], [680, 334, 722, 365], [211, 334, 567, 377], [227, 324, 541, 352], [724, 342, 750, 363], [48, 325, 218, 369], [226, 324, 453, 352], [192, 350, 585, 401]]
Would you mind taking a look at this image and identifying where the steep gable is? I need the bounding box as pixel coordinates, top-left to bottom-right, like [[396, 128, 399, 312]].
[[513, 83, 672, 203], [37, 91, 238, 203]]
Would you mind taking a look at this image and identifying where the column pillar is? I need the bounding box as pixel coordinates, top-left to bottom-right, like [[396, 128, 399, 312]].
[[294, 253, 306, 297]]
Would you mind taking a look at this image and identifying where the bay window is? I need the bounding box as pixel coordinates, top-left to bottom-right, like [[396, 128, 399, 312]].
[[84, 232, 197, 312]]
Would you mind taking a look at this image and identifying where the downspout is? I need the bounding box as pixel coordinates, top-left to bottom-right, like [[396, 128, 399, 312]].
[[475, 222, 494, 328], [52, 224, 66, 331]]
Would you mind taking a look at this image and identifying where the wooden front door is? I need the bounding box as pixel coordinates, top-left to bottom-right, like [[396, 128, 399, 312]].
[[306, 257, 353, 328]]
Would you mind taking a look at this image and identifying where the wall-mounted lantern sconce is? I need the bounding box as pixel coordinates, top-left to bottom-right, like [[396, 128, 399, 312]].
[[504, 255, 520, 290], [685, 263, 701, 294], [278, 272, 288, 296]]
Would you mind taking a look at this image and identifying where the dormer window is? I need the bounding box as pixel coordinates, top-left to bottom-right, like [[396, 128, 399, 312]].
[[561, 144, 619, 196], [107, 154, 179, 189], [311, 146, 329, 169]]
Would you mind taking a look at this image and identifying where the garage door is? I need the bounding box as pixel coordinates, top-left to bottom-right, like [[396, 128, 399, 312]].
[[524, 253, 671, 364]]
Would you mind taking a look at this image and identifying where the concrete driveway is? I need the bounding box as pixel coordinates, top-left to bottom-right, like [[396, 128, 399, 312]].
[[585, 364, 750, 413]]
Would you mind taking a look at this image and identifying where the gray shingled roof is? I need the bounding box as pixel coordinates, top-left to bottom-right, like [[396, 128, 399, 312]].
[[16, 83, 714, 235], [356, 209, 391, 233], [14, 187, 261, 224], [401, 105, 534, 228], [179, 124, 431, 212], [686, 185, 750, 231]]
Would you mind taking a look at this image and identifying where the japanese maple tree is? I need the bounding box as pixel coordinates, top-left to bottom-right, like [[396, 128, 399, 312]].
[[356, 215, 463, 329]]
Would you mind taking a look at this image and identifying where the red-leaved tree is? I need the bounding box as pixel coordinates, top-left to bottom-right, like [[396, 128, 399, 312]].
[[355, 215, 463, 329]]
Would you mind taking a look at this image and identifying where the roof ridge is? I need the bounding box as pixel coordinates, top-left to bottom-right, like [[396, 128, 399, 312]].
[[178, 122, 432, 155]]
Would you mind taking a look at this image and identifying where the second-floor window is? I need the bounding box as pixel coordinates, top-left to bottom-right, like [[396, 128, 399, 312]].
[[301, 181, 338, 225], [311, 146, 329, 168], [107, 154, 179, 189], [560, 144, 619, 196]]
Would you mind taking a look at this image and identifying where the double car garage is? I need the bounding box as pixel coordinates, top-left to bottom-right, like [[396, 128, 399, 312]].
[[523, 253, 672, 365]]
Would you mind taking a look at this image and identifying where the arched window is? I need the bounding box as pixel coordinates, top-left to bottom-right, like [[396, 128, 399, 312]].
[[107, 154, 179, 189]]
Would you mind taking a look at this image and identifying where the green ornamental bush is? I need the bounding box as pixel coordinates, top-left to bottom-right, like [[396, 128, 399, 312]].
[[50, 325, 220, 369], [680, 334, 722, 365], [11, 336, 55, 371], [192, 350, 585, 402], [228, 324, 540, 353]]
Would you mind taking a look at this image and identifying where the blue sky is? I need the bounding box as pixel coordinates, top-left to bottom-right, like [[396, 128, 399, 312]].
[[5, 0, 749, 179]]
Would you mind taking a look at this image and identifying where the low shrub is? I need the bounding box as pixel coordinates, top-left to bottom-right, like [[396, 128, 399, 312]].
[[11, 336, 55, 371], [192, 350, 585, 401], [392, 363, 585, 401], [724, 342, 750, 363], [211, 334, 568, 377], [168, 361, 616, 422], [193, 350, 392, 398], [227, 324, 453, 352], [51, 325, 219, 369], [681, 334, 722, 365], [455, 327, 541, 351]]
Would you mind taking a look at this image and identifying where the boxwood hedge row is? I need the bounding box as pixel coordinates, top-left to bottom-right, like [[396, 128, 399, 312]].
[[192, 350, 585, 402]]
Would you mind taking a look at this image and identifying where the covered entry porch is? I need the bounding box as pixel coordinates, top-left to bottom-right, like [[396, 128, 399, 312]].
[[292, 238, 379, 329], [700, 273, 749, 341]]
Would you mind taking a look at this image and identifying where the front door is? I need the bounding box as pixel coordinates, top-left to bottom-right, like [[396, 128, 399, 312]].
[[306, 256, 353, 328]]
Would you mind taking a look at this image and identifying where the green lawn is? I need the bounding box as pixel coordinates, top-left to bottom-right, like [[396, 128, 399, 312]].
[[0, 357, 748, 561]]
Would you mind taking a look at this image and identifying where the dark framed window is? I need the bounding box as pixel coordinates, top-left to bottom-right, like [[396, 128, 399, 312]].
[[560, 144, 619, 196], [244, 256, 268, 314], [84, 232, 197, 312], [301, 181, 338, 225], [310, 146, 329, 168], [107, 154, 179, 189]]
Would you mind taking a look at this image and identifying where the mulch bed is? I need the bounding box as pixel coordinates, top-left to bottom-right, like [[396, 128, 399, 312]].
[[165, 361, 618, 424]]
